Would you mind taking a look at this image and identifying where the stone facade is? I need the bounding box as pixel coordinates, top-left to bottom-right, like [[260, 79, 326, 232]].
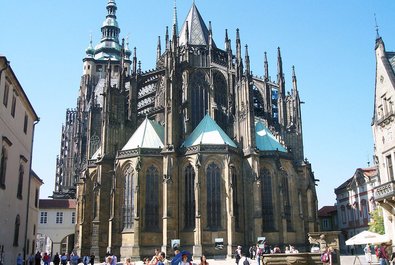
[[0, 55, 40, 264], [334, 167, 378, 254], [372, 35, 395, 243], [55, 1, 319, 261]]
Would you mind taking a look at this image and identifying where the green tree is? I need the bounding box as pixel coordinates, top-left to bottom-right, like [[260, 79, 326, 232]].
[[368, 207, 385, 234]]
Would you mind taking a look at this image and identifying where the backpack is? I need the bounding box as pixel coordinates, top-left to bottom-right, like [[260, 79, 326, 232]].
[[320, 252, 329, 263], [243, 258, 249, 265]]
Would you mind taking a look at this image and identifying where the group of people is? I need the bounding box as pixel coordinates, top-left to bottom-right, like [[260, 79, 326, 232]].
[[26, 251, 95, 265], [364, 243, 395, 265]]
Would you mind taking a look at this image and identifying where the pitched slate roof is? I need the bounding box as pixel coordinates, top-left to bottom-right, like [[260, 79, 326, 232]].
[[178, 3, 216, 47], [255, 121, 287, 152], [181, 114, 237, 148], [122, 117, 164, 150], [318, 206, 337, 217], [39, 199, 76, 209]]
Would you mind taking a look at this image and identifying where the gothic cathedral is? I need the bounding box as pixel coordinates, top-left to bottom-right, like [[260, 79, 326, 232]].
[[54, 0, 319, 260]]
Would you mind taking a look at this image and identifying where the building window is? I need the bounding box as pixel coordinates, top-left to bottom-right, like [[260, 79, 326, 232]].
[[231, 167, 240, 229], [283, 175, 292, 231], [35, 189, 39, 208], [261, 168, 275, 231], [190, 71, 209, 131], [23, 113, 28, 134], [56, 212, 63, 224], [96, 65, 103, 72], [0, 146, 8, 189], [40, 212, 48, 224], [206, 162, 221, 229], [184, 164, 195, 229], [71, 212, 76, 224], [11, 94, 16, 117], [17, 164, 24, 199], [13, 215, 20, 246], [341, 205, 346, 224], [123, 167, 134, 229], [144, 165, 159, 230], [387, 155, 394, 181], [33, 224, 36, 235], [322, 219, 329, 230], [3, 80, 9, 107]]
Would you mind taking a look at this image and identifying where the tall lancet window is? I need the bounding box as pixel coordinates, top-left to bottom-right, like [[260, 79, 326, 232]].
[[123, 167, 134, 229], [282, 174, 292, 231], [213, 71, 228, 132], [261, 168, 275, 231], [206, 162, 221, 229], [145, 165, 159, 230], [231, 166, 240, 229], [184, 164, 195, 229], [253, 85, 265, 119], [17, 164, 24, 199], [13, 214, 20, 246], [190, 71, 209, 130]]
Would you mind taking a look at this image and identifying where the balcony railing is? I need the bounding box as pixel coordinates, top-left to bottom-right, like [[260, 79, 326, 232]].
[[374, 180, 395, 201]]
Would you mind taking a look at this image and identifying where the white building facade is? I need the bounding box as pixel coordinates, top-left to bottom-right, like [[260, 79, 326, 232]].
[[373, 35, 395, 242], [37, 199, 76, 256], [0, 55, 40, 264], [334, 167, 378, 253]]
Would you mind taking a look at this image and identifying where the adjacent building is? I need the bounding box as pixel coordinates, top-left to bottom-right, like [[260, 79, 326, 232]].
[[37, 199, 76, 256], [334, 167, 378, 253], [0, 55, 40, 264], [372, 34, 395, 242], [318, 206, 337, 232], [55, 1, 319, 260]]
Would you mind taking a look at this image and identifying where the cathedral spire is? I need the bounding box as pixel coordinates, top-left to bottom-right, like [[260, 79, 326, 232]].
[[157, 36, 162, 62], [277, 47, 285, 97], [173, 0, 179, 36], [245, 44, 250, 75], [264, 51, 269, 80], [292, 65, 298, 93]]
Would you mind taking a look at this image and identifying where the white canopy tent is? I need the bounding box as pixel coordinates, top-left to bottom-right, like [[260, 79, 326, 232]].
[[345, 230, 390, 245]]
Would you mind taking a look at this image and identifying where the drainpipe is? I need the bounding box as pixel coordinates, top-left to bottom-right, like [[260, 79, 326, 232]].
[[23, 118, 40, 265]]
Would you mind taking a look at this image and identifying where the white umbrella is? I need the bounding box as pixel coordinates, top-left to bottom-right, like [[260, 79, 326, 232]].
[[345, 230, 390, 245]]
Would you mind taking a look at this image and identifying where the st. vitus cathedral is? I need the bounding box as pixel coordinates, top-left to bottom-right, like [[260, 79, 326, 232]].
[[54, 0, 318, 260]]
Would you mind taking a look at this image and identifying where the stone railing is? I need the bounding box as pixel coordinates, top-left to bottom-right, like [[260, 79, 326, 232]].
[[375, 180, 395, 201]]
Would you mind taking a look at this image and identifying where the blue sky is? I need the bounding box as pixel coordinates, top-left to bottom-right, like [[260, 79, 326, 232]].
[[1, 1, 395, 207]]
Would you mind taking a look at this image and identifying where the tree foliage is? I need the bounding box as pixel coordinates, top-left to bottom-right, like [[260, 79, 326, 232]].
[[368, 207, 385, 234]]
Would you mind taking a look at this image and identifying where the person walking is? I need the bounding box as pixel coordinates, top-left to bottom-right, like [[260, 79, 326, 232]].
[[320, 247, 332, 265], [364, 244, 372, 264], [53, 252, 60, 265], [34, 251, 41, 265], [90, 253, 95, 265], [16, 253, 23, 265]]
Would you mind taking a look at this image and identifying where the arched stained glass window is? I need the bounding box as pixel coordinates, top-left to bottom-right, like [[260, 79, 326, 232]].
[[184, 164, 195, 229], [206, 162, 221, 229], [145, 165, 159, 230], [261, 168, 275, 231], [123, 167, 134, 229], [283, 175, 292, 231], [231, 167, 240, 229], [190, 71, 209, 130], [213, 71, 228, 132]]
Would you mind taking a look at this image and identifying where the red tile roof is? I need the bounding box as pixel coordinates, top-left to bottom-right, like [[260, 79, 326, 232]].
[[318, 206, 337, 217], [39, 199, 76, 209]]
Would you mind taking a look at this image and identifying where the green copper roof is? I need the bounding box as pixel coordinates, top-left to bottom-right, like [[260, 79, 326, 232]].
[[255, 121, 287, 152], [122, 118, 164, 150], [182, 114, 237, 148]]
